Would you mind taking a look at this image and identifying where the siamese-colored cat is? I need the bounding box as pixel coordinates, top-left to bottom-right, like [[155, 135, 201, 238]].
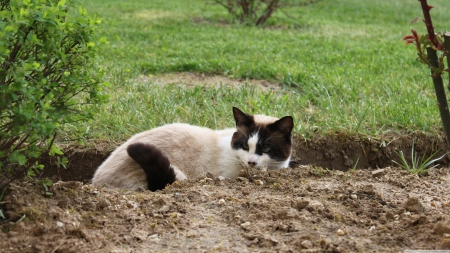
[[92, 107, 294, 191]]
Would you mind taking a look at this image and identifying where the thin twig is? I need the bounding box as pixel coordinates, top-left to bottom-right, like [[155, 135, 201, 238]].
[[418, 0, 443, 49]]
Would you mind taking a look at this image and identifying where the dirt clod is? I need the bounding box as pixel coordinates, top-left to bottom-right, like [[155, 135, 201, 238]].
[[372, 168, 385, 178], [404, 197, 425, 213], [434, 220, 450, 235]]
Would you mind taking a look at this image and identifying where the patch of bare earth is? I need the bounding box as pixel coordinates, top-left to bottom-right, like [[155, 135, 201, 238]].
[[137, 72, 281, 91], [1, 165, 450, 252]]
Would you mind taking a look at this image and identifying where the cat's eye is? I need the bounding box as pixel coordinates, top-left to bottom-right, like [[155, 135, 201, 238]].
[[262, 145, 271, 153], [242, 143, 249, 150]]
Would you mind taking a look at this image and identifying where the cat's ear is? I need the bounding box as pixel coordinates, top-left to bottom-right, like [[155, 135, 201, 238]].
[[233, 107, 254, 127], [271, 116, 294, 135]]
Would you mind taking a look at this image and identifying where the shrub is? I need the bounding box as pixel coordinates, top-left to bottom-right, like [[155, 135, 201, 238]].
[[0, 0, 108, 189], [211, 0, 322, 26]]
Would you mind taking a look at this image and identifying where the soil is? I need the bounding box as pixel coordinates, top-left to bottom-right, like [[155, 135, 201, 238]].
[[1, 134, 450, 252]]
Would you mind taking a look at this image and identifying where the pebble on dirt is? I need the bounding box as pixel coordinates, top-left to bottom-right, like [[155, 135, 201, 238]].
[[371, 168, 385, 178], [403, 197, 425, 213]]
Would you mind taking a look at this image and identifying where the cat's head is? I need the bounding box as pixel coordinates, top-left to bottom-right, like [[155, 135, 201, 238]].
[[231, 107, 293, 170]]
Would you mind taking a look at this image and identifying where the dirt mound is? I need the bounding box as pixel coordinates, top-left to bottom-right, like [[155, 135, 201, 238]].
[[1, 166, 450, 252]]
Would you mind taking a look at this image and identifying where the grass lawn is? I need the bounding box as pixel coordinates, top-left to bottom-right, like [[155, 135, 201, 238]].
[[70, 0, 450, 143]]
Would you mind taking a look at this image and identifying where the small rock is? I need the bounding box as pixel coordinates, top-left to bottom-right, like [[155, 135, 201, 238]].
[[57, 199, 69, 209], [403, 197, 425, 213], [336, 229, 346, 236], [337, 194, 347, 201], [240, 222, 252, 231], [292, 198, 310, 210], [149, 233, 160, 243], [385, 211, 395, 220], [379, 216, 387, 225], [98, 199, 111, 210], [359, 184, 375, 195], [56, 221, 64, 227], [237, 177, 249, 183], [186, 231, 197, 238], [31, 224, 47, 236], [402, 211, 411, 217], [206, 172, 214, 179], [218, 176, 226, 181], [306, 200, 324, 212], [442, 238, 450, 249], [335, 171, 345, 176], [126, 201, 137, 209], [411, 215, 427, 226], [270, 237, 279, 244], [204, 178, 214, 183], [431, 201, 439, 207], [218, 199, 226, 205], [433, 220, 450, 235], [300, 240, 313, 249], [371, 169, 385, 178], [158, 205, 170, 213], [82, 200, 96, 211], [275, 208, 298, 220], [254, 180, 264, 185], [350, 194, 358, 200]]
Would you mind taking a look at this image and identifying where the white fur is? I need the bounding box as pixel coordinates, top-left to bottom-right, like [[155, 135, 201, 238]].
[[92, 115, 291, 190]]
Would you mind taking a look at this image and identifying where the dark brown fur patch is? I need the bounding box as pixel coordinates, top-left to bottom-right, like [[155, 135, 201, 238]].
[[231, 107, 293, 161], [127, 143, 176, 191]]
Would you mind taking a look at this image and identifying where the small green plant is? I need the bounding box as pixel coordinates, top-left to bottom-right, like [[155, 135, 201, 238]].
[[2, 214, 26, 233], [392, 141, 448, 175], [345, 157, 360, 180], [39, 178, 53, 197], [312, 165, 324, 177], [312, 166, 332, 177]]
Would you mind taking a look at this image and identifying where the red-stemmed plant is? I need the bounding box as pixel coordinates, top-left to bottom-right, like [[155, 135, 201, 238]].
[[403, 0, 450, 145]]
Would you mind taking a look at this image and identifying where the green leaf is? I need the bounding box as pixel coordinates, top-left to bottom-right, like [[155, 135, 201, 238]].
[[57, 0, 66, 7], [17, 154, 27, 166]]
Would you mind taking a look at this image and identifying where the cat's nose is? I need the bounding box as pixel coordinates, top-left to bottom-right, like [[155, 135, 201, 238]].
[[248, 161, 257, 167]]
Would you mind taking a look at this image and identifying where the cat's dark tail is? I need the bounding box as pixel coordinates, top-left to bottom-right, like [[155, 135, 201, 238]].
[[126, 143, 176, 191]]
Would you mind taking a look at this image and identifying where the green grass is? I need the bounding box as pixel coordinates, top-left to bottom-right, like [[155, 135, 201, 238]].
[[393, 141, 449, 175], [67, 0, 450, 142]]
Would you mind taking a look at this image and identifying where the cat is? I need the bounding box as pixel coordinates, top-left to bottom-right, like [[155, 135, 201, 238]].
[[91, 107, 294, 191]]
